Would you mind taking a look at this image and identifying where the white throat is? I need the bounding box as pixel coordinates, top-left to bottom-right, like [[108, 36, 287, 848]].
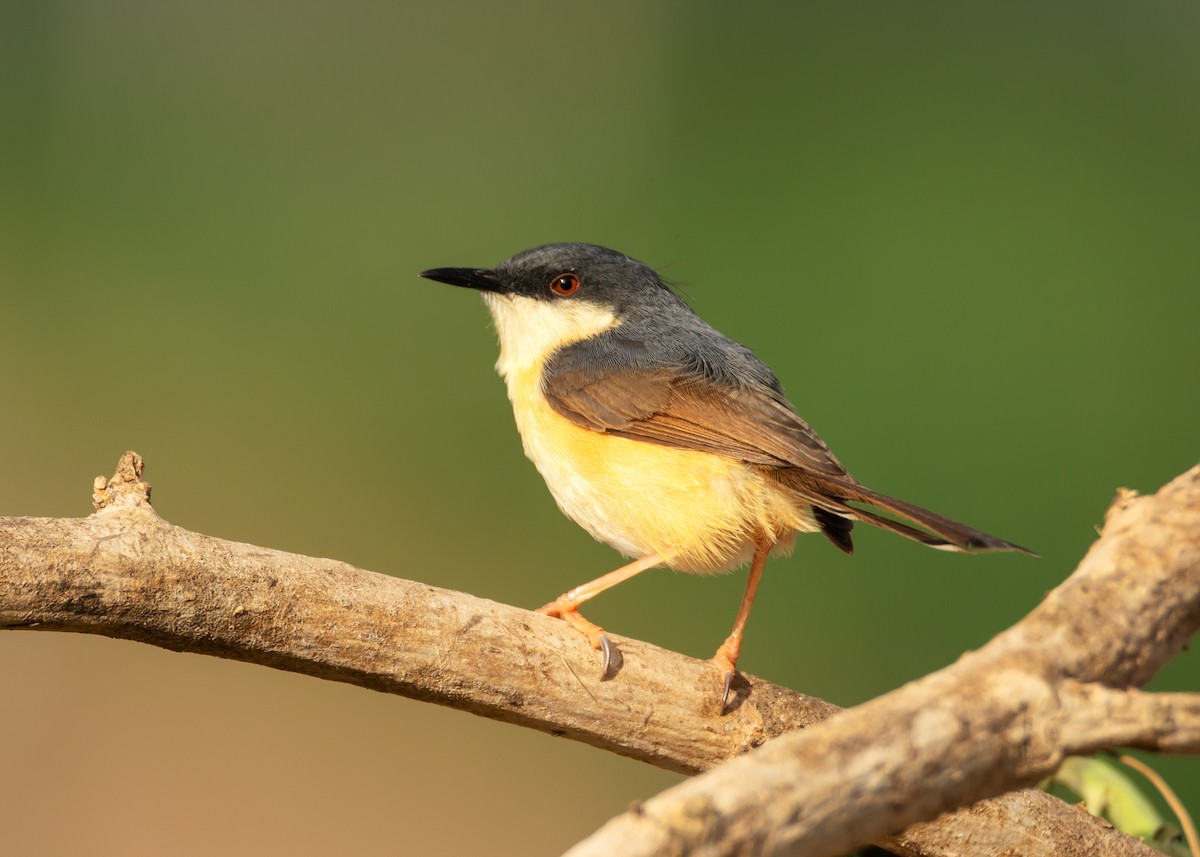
[[483, 293, 619, 379]]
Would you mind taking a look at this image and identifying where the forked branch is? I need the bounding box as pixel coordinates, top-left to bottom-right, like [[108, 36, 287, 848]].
[[2, 453, 1197, 857]]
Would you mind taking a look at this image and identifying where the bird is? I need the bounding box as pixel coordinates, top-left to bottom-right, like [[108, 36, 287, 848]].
[[419, 243, 1031, 709]]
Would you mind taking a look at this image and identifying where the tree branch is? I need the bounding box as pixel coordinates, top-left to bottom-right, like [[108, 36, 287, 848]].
[[2, 453, 1191, 857], [3, 454, 839, 773], [566, 465, 1200, 857], [1056, 683, 1200, 755]]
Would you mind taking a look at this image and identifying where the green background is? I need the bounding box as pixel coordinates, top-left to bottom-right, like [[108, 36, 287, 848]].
[[2, 3, 1197, 854]]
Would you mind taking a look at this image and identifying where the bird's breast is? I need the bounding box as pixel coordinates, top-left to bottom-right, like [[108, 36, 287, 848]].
[[499, 362, 816, 573]]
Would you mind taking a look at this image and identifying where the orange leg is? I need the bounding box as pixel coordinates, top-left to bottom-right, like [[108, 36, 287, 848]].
[[711, 533, 773, 710], [539, 552, 666, 674]]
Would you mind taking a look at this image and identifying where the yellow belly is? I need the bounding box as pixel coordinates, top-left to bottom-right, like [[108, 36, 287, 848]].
[[505, 366, 816, 573]]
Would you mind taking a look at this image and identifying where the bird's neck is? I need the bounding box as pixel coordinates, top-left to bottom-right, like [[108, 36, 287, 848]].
[[482, 293, 620, 380]]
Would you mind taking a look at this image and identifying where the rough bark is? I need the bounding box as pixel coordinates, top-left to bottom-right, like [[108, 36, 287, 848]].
[[3, 453, 1195, 857]]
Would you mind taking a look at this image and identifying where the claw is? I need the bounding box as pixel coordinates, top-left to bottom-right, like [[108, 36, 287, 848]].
[[599, 634, 613, 677], [710, 645, 741, 714], [539, 602, 620, 677], [721, 669, 735, 712]]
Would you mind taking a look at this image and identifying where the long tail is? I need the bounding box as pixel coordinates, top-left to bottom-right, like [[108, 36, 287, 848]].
[[780, 471, 1035, 556]]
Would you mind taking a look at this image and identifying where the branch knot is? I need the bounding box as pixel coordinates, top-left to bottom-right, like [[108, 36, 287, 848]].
[[92, 451, 153, 511]]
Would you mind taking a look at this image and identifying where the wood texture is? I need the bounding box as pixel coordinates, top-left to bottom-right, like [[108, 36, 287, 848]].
[[3, 453, 1194, 857]]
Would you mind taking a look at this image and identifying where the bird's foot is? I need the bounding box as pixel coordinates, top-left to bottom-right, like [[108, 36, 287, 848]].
[[538, 600, 618, 677], [709, 641, 742, 714]]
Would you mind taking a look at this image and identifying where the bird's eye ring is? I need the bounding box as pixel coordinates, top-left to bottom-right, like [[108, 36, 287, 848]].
[[549, 273, 580, 296]]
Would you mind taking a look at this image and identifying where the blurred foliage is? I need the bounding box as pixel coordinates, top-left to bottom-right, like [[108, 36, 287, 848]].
[[1050, 756, 1193, 856], [1, 2, 1197, 855]]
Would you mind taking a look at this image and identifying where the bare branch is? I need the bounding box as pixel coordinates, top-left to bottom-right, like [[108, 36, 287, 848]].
[[888, 789, 1163, 857], [1057, 683, 1200, 755], [566, 465, 1200, 857], [1, 453, 1191, 857], [2, 455, 837, 774]]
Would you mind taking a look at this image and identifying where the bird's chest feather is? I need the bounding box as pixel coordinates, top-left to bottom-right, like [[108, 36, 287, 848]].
[[502, 362, 799, 570]]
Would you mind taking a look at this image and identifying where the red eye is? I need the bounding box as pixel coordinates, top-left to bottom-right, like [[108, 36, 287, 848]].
[[549, 273, 580, 296]]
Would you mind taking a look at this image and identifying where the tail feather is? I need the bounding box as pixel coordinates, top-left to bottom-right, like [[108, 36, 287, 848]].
[[850, 484, 1034, 554], [851, 506, 968, 550], [781, 471, 1035, 556]]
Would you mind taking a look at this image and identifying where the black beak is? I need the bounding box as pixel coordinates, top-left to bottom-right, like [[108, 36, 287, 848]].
[[419, 267, 509, 294]]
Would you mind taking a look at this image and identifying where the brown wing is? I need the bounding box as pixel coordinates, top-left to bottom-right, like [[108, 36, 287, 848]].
[[542, 364, 850, 478], [543, 362, 1035, 556]]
